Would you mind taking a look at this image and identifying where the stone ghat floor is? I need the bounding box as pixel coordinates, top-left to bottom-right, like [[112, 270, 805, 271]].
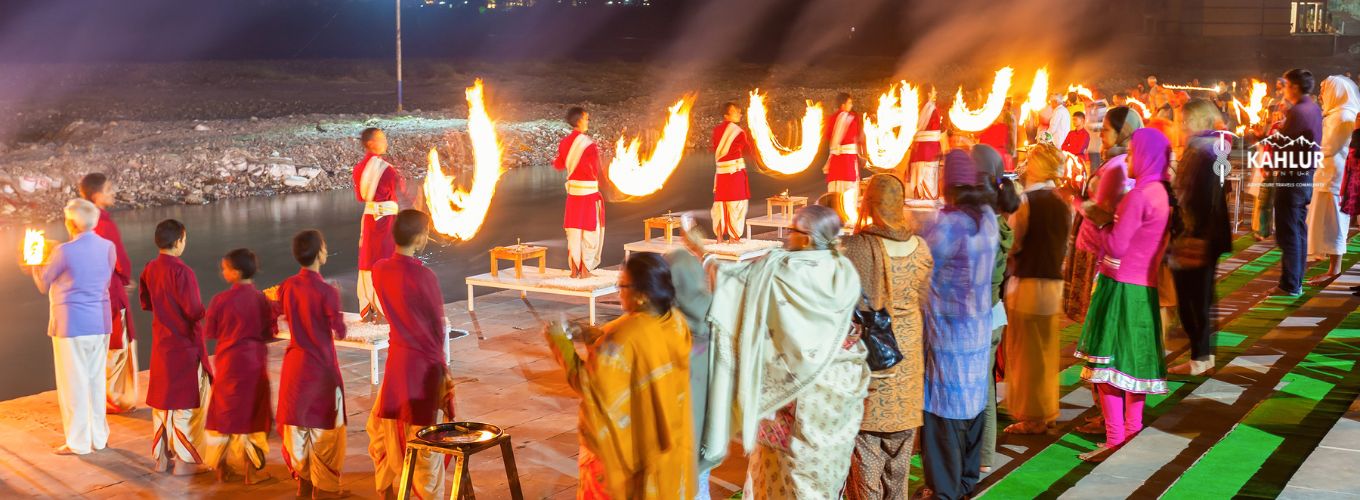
[[0, 289, 751, 499], [8, 235, 1360, 498]]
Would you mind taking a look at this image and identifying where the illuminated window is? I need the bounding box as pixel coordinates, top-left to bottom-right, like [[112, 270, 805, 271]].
[[1291, 2, 1332, 34]]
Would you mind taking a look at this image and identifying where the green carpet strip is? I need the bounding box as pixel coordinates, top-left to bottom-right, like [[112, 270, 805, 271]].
[[1165, 294, 1360, 498]]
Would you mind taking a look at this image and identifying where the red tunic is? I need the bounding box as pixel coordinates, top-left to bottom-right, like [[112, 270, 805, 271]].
[[908, 104, 943, 165], [712, 122, 752, 202], [95, 209, 135, 349], [373, 255, 450, 426], [204, 283, 276, 434], [139, 254, 208, 410], [552, 131, 605, 229], [825, 110, 862, 183], [1062, 128, 1092, 164], [978, 122, 1015, 173], [277, 269, 348, 429], [353, 153, 406, 271]]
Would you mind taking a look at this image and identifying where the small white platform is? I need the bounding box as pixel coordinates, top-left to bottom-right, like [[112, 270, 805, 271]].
[[623, 238, 781, 262], [276, 311, 467, 385], [746, 213, 796, 239], [465, 268, 619, 325]]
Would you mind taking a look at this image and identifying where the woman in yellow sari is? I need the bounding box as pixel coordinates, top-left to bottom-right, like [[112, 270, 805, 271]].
[[546, 252, 696, 499]]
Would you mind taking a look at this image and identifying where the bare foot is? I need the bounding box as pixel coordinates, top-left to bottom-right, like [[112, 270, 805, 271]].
[[1075, 417, 1105, 435], [153, 453, 171, 472], [311, 488, 350, 499], [244, 468, 275, 485], [1306, 273, 1340, 286], [579, 271, 594, 280], [297, 479, 314, 498], [52, 445, 79, 456], [1079, 443, 1120, 462], [1004, 421, 1049, 435]]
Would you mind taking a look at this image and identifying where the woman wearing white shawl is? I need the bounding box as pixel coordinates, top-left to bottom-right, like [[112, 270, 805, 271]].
[[1306, 75, 1360, 284], [701, 205, 868, 498]]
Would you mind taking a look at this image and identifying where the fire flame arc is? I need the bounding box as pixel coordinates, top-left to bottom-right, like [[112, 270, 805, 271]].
[[607, 96, 696, 197], [865, 82, 921, 168], [423, 79, 505, 240], [22, 229, 45, 266], [949, 68, 1012, 132], [746, 91, 825, 175], [1017, 67, 1050, 127]]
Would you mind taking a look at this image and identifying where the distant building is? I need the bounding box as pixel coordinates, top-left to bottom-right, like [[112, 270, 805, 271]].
[[1112, 0, 1360, 60]]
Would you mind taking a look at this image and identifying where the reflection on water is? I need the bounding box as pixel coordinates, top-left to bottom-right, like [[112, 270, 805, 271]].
[[0, 155, 825, 399]]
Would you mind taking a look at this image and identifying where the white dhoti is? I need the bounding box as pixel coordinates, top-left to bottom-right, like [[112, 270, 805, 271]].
[[1307, 190, 1350, 258], [910, 161, 940, 200], [151, 369, 210, 464], [52, 335, 109, 455], [282, 388, 347, 492], [712, 200, 749, 240], [203, 431, 268, 473], [366, 404, 450, 498], [105, 309, 138, 413], [565, 226, 604, 273], [357, 270, 384, 318]]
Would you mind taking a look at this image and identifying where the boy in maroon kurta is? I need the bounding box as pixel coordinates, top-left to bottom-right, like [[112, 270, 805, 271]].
[[139, 219, 210, 475], [277, 229, 348, 499], [202, 248, 276, 484], [79, 173, 139, 414], [365, 210, 455, 499]]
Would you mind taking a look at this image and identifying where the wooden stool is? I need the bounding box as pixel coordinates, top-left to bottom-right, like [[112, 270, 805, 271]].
[[489, 245, 546, 279], [643, 214, 683, 243], [398, 422, 523, 500], [766, 194, 807, 219]]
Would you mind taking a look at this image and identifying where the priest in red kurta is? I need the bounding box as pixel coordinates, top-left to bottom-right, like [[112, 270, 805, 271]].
[[277, 229, 348, 498], [139, 219, 210, 476], [353, 127, 406, 321], [908, 91, 945, 199], [553, 107, 606, 279], [202, 248, 276, 485], [78, 174, 139, 414], [365, 210, 456, 499], [825, 92, 865, 202], [712, 102, 754, 242]]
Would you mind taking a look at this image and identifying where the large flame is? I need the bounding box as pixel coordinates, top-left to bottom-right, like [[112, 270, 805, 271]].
[[423, 79, 504, 240], [22, 228, 45, 266], [1125, 97, 1152, 119], [864, 82, 921, 168], [1017, 68, 1050, 127], [1233, 80, 1269, 126], [1067, 84, 1094, 101], [949, 68, 1012, 132], [607, 96, 695, 197], [747, 91, 825, 174]]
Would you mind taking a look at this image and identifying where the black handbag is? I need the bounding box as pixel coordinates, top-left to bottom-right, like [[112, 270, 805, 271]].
[[852, 237, 904, 371]]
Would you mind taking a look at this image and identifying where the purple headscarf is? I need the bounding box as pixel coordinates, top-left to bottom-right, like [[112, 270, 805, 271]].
[[943, 149, 979, 187], [1128, 128, 1171, 186]]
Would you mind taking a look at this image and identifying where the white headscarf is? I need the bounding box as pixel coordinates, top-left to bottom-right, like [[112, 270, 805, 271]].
[[1321, 75, 1360, 121]]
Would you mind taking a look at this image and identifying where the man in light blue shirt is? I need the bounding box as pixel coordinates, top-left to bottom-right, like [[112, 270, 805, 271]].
[[28, 198, 115, 455]]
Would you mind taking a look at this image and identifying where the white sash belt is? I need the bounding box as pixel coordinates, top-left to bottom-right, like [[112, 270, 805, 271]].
[[914, 130, 941, 142], [566, 180, 599, 196], [1101, 256, 1121, 269], [830, 144, 859, 155], [716, 159, 746, 174], [363, 201, 399, 219]]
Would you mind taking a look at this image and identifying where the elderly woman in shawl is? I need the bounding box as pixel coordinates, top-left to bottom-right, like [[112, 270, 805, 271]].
[[843, 174, 933, 499], [545, 253, 695, 499], [919, 150, 1000, 500], [1002, 143, 1073, 435], [1306, 75, 1360, 285], [702, 205, 868, 499]]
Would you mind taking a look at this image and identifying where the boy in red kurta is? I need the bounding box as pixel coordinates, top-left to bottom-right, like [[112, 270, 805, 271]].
[[139, 219, 210, 476], [1062, 111, 1092, 168], [202, 248, 276, 485], [553, 107, 606, 279], [277, 229, 348, 499], [712, 102, 754, 242], [825, 92, 864, 200], [353, 127, 406, 322], [365, 210, 456, 499], [79, 173, 139, 414]]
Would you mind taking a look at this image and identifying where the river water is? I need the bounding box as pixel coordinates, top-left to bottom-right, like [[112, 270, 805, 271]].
[[0, 155, 825, 399]]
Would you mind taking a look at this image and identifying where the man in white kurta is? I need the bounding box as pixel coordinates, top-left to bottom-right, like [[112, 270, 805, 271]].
[[29, 199, 115, 455], [1040, 95, 1071, 148]]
